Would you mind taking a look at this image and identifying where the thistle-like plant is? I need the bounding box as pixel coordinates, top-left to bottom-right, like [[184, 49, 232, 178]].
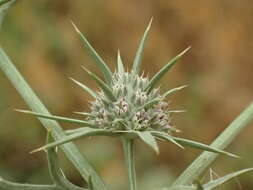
[[16, 20, 238, 158], [13, 17, 242, 189], [1, 1, 253, 190]]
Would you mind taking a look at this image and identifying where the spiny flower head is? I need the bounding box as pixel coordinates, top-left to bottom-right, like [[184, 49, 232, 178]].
[[70, 19, 190, 133], [88, 71, 174, 132], [18, 20, 240, 158]]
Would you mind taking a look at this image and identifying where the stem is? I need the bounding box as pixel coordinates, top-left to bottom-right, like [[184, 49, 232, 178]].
[[0, 2, 107, 189], [123, 138, 137, 190], [0, 178, 63, 190], [172, 101, 253, 186], [46, 132, 87, 190], [0, 48, 108, 190]]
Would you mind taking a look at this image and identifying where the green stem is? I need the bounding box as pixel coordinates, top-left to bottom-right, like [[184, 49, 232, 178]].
[[172, 101, 253, 186], [0, 0, 11, 6], [123, 138, 137, 190], [0, 48, 108, 190], [46, 132, 87, 190], [0, 178, 63, 190], [0, 1, 107, 189]]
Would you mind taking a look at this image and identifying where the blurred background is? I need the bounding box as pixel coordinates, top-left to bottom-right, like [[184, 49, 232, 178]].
[[0, 0, 253, 189]]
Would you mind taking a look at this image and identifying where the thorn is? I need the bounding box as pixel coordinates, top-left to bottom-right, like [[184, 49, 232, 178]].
[[179, 46, 191, 57], [14, 109, 29, 113], [70, 20, 80, 34], [29, 147, 45, 154], [81, 66, 91, 75]]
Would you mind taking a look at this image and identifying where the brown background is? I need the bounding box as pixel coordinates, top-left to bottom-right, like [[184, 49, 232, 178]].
[[0, 0, 253, 189]]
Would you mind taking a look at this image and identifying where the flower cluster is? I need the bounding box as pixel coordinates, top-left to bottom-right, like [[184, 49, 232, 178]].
[[88, 72, 176, 132]]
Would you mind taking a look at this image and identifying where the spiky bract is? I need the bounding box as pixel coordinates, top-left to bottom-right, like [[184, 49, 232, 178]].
[[88, 72, 176, 133]]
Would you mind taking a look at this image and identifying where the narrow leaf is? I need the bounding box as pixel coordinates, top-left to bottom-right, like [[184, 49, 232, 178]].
[[172, 101, 253, 187], [146, 47, 191, 93], [16, 109, 96, 128], [65, 128, 88, 135], [143, 98, 160, 109], [131, 18, 153, 75], [166, 185, 195, 190], [167, 168, 253, 190], [117, 50, 125, 73], [166, 110, 186, 114], [0, 179, 64, 190], [70, 78, 97, 99], [31, 128, 112, 153], [73, 112, 94, 117], [46, 132, 88, 190], [0, 32, 107, 190], [46, 131, 62, 185], [152, 132, 184, 149], [0, 0, 11, 6], [0, 0, 15, 29], [172, 137, 239, 158], [135, 98, 160, 113], [203, 168, 253, 190], [88, 176, 95, 190], [82, 66, 116, 101], [163, 85, 188, 98], [71, 21, 112, 84], [137, 131, 159, 154]]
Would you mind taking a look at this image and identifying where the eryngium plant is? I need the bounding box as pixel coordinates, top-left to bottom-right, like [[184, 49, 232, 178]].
[[15, 19, 243, 187], [16, 20, 237, 158], [1, 1, 253, 190]]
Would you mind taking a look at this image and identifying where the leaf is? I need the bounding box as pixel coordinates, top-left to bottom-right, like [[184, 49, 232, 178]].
[[82, 66, 116, 102], [166, 110, 186, 114], [31, 128, 112, 153], [46, 131, 62, 185], [143, 98, 160, 109], [0, 0, 11, 6], [73, 112, 94, 117], [131, 18, 153, 75], [203, 168, 253, 190], [0, 20, 108, 190], [71, 21, 112, 85], [88, 176, 95, 190], [166, 185, 195, 190], [152, 132, 184, 149], [0, 0, 15, 29], [70, 78, 97, 99], [137, 131, 159, 154], [171, 101, 253, 187], [146, 47, 190, 93], [163, 85, 188, 98], [16, 109, 96, 128], [171, 137, 239, 158], [166, 168, 253, 190], [117, 50, 125, 74], [134, 98, 160, 113]]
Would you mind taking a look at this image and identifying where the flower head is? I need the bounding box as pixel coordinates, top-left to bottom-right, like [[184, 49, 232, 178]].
[[18, 20, 239, 158], [69, 19, 190, 134], [88, 71, 175, 133]]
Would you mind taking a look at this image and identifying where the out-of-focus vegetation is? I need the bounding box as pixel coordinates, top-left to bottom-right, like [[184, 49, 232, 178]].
[[0, 0, 253, 189]]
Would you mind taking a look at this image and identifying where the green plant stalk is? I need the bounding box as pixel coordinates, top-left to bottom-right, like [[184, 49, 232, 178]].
[[0, 178, 62, 190], [123, 138, 137, 190], [0, 47, 108, 190], [172, 101, 253, 186], [0, 0, 14, 28], [0, 0, 11, 6]]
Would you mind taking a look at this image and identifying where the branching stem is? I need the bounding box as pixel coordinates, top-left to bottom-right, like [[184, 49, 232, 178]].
[[0, 178, 63, 190]]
